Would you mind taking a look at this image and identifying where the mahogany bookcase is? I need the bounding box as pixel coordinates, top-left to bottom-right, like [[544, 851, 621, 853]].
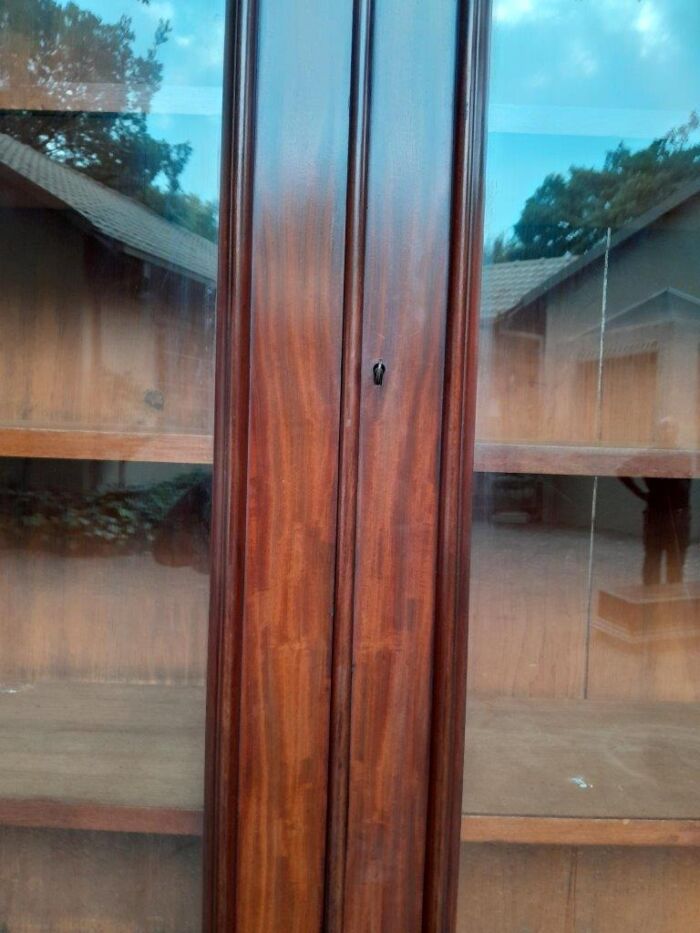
[[0, 0, 489, 930], [6, 0, 700, 929]]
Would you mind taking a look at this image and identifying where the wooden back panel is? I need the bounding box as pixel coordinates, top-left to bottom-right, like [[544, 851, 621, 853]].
[[0, 203, 215, 436]]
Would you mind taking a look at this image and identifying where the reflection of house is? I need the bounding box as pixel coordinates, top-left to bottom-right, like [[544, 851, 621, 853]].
[[0, 133, 217, 435], [478, 256, 571, 441], [480, 178, 700, 449]]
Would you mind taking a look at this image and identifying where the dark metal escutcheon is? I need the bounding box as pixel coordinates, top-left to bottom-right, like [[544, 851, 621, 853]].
[[372, 359, 386, 386]]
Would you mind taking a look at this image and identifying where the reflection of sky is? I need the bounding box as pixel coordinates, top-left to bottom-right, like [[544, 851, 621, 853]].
[[58, 0, 226, 202], [55, 1, 700, 233], [486, 0, 700, 240]]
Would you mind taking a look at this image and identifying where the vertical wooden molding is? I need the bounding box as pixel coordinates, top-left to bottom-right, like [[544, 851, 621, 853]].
[[422, 2, 491, 931], [325, 0, 375, 926], [203, 0, 258, 928]]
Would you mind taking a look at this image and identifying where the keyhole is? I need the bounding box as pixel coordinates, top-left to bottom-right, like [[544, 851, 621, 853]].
[[373, 359, 386, 386]]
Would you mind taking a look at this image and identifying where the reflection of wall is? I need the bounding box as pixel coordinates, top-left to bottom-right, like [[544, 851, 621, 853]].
[[480, 328, 542, 441], [0, 187, 215, 435]]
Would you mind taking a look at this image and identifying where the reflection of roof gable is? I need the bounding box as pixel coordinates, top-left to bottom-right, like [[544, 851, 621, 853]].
[[0, 133, 217, 285], [497, 175, 700, 322], [590, 288, 700, 335], [575, 288, 700, 361], [481, 256, 572, 319]]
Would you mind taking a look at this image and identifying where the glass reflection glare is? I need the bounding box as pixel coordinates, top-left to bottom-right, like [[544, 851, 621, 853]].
[[461, 1, 700, 929], [0, 1, 224, 929]]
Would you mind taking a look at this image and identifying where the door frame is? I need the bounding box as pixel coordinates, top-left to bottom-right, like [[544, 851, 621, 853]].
[[422, 1, 490, 929], [204, 0, 258, 927], [203, 0, 491, 929]]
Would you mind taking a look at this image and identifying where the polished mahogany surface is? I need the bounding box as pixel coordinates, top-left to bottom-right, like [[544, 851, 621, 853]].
[[231, 1, 353, 929], [341, 0, 458, 928]]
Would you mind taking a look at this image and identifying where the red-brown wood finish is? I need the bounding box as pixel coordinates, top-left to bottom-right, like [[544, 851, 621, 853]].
[[474, 442, 700, 478], [204, 0, 258, 928], [325, 0, 374, 926], [340, 0, 463, 929], [424, 3, 491, 931], [205, 1, 490, 928], [232, 1, 353, 930], [0, 801, 202, 837]]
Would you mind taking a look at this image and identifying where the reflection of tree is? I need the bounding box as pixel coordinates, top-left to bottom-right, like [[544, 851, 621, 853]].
[[492, 112, 700, 262], [0, 0, 218, 240], [0, 469, 210, 568]]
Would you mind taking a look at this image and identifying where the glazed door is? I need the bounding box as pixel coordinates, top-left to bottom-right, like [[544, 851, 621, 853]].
[[0, 0, 487, 930], [0, 0, 226, 929], [455, 1, 700, 931]]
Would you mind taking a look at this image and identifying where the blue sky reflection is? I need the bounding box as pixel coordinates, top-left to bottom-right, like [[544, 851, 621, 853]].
[[486, 0, 700, 239]]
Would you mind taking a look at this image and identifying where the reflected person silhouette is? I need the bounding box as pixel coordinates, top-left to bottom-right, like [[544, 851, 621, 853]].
[[619, 419, 691, 586]]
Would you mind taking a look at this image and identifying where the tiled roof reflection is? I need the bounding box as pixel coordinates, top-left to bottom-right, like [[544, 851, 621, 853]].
[[0, 133, 217, 284]]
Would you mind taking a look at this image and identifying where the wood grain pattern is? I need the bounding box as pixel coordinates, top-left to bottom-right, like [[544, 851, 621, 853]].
[[342, 0, 458, 928], [460, 816, 700, 847], [232, 2, 353, 930], [203, 0, 257, 927], [324, 0, 374, 926], [457, 844, 700, 933], [423, 1, 491, 931], [0, 426, 213, 463]]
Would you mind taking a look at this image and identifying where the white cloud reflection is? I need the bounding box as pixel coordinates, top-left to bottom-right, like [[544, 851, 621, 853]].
[[495, 0, 675, 62], [634, 4, 674, 57], [493, 0, 557, 25]]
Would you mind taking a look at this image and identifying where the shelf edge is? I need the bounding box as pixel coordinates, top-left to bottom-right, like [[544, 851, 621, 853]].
[[0, 428, 213, 464], [460, 814, 700, 847], [0, 799, 203, 836], [474, 442, 700, 478]]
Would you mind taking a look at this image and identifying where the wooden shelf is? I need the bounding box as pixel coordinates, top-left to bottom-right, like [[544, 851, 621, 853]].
[[0, 426, 213, 463], [460, 816, 700, 847], [13, 433, 699, 474], [462, 697, 700, 846], [0, 682, 204, 836], [474, 442, 700, 478]]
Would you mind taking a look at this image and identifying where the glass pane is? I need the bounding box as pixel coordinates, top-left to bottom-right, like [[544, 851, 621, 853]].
[[0, 0, 224, 928], [460, 1, 700, 929]]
